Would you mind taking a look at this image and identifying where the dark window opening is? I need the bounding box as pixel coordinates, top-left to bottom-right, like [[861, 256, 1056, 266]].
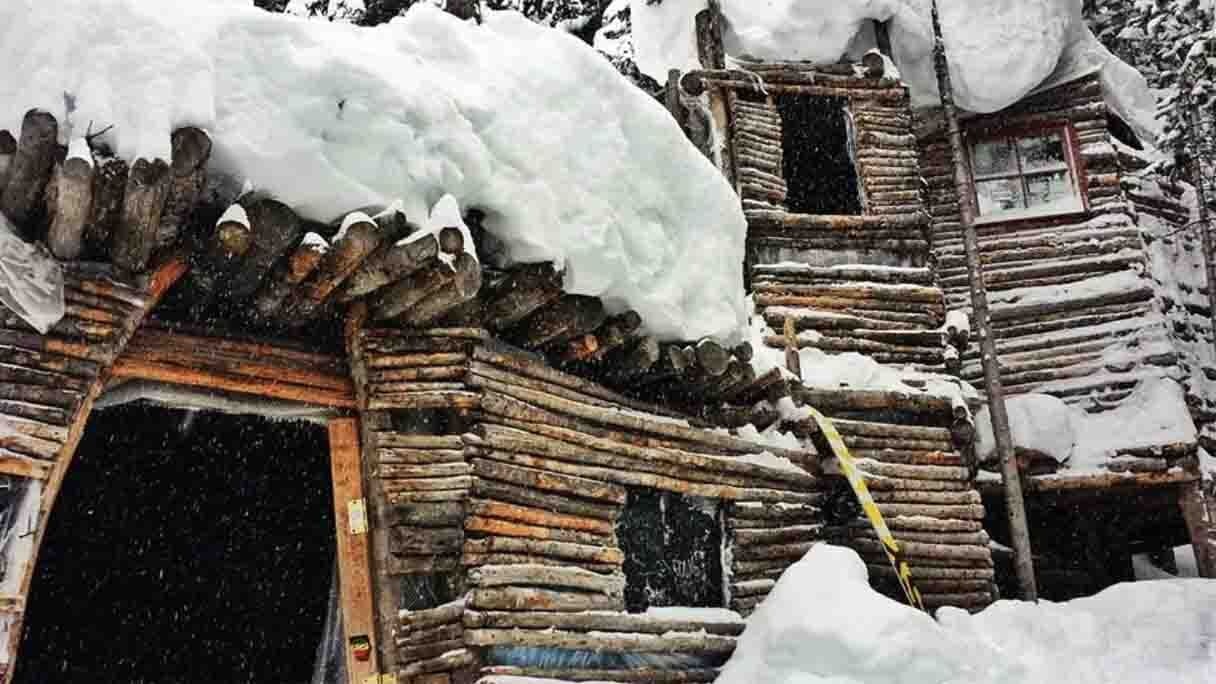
[[775, 95, 862, 215], [617, 488, 723, 612], [1106, 113, 1143, 151], [17, 404, 335, 684]]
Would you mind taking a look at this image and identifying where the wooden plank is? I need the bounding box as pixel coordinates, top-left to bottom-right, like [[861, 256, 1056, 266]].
[[328, 418, 380, 681], [110, 357, 356, 408], [0, 451, 52, 479]]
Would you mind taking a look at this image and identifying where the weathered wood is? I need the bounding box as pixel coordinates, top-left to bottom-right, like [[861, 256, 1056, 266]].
[[463, 537, 623, 565], [399, 637, 464, 663], [478, 667, 720, 683], [470, 458, 626, 504], [110, 357, 356, 408], [84, 156, 127, 252], [253, 234, 328, 318], [372, 252, 479, 321], [468, 499, 614, 535], [463, 610, 744, 636], [157, 127, 211, 247], [391, 525, 464, 554], [468, 564, 624, 596], [466, 514, 610, 546], [398, 259, 484, 327], [226, 198, 303, 302], [508, 294, 606, 349], [46, 145, 94, 260], [471, 477, 620, 521], [111, 157, 171, 273], [460, 553, 619, 575], [398, 649, 476, 678], [391, 501, 466, 528], [328, 419, 381, 680], [0, 110, 58, 229], [0, 129, 15, 189], [465, 627, 736, 654], [399, 599, 465, 630], [291, 212, 383, 319]]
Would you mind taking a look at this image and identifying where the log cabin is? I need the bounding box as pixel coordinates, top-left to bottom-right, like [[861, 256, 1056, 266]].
[[0, 8, 1211, 684], [670, 6, 1216, 600]]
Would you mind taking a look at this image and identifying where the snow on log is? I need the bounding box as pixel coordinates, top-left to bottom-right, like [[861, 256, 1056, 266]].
[[45, 137, 93, 260], [0, 1, 748, 341], [225, 198, 303, 303]]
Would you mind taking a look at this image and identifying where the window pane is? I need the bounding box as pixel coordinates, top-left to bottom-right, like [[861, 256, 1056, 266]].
[[971, 138, 1016, 177], [1025, 170, 1077, 210], [976, 178, 1025, 215], [1017, 133, 1068, 172]]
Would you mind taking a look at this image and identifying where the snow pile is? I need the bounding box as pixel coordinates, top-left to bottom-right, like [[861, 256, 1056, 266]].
[[719, 544, 1216, 684], [0, 0, 748, 342], [975, 378, 1197, 470], [632, 0, 1158, 141], [975, 394, 1077, 465], [0, 213, 64, 333]]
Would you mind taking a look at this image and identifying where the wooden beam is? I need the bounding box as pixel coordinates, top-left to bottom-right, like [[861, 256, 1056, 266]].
[[109, 327, 356, 408], [109, 357, 356, 409], [328, 418, 380, 681], [1179, 481, 1216, 578]]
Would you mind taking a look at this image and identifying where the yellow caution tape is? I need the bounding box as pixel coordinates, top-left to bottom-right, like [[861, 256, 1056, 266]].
[[805, 406, 925, 611]]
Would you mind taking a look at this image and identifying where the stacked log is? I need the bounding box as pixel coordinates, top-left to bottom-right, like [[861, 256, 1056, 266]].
[[725, 500, 823, 614], [0, 258, 185, 663], [752, 263, 950, 373], [111, 323, 354, 408], [357, 328, 481, 412], [396, 600, 476, 681], [731, 96, 787, 212]]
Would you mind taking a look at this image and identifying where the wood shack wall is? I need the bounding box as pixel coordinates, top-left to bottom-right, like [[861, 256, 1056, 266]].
[[351, 328, 820, 683], [710, 65, 994, 609], [0, 262, 181, 680], [914, 73, 1179, 413]]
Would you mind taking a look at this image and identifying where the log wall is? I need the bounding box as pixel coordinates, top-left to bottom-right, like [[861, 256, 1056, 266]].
[[914, 74, 1180, 415], [0, 260, 183, 681], [351, 328, 820, 681]]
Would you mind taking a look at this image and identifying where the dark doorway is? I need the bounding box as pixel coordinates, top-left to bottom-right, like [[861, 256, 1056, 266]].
[[16, 403, 335, 684], [775, 95, 863, 215], [617, 488, 723, 612]]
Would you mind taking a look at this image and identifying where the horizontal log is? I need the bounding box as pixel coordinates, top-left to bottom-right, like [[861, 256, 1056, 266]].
[[385, 489, 470, 505], [397, 622, 462, 647], [376, 447, 465, 465], [463, 609, 744, 636], [734, 525, 822, 546], [399, 599, 465, 630], [745, 210, 927, 231], [472, 477, 620, 521], [464, 627, 735, 654], [108, 357, 355, 408], [397, 649, 476, 678], [477, 667, 719, 683], [471, 458, 626, 504], [468, 565, 624, 596], [468, 499, 615, 536], [866, 563, 995, 581], [399, 638, 463, 663], [391, 501, 466, 528], [466, 514, 610, 546], [463, 536, 623, 565], [468, 586, 621, 612], [390, 525, 464, 554]]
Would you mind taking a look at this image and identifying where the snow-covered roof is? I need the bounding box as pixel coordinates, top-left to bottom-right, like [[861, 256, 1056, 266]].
[[0, 0, 749, 342], [633, 0, 1160, 145]]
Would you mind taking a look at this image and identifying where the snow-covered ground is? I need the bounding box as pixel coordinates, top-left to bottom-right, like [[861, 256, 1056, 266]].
[[0, 0, 748, 342], [720, 544, 1216, 684]]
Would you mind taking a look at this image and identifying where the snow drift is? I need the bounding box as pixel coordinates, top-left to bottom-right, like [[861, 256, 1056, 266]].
[[0, 0, 748, 341], [719, 544, 1216, 684], [632, 0, 1159, 143]]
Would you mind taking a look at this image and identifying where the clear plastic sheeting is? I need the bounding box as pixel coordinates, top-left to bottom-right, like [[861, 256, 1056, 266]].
[[0, 212, 64, 334], [310, 563, 347, 684]]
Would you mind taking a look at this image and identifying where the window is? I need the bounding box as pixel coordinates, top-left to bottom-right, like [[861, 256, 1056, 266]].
[[775, 95, 863, 215], [969, 126, 1084, 222], [617, 488, 724, 612]]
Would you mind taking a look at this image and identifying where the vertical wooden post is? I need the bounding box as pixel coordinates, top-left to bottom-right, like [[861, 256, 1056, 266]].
[[928, 0, 1037, 600], [1183, 84, 1216, 361], [666, 69, 685, 125], [783, 316, 802, 380], [1179, 481, 1216, 578], [327, 418, 380, 682], [695, 1, 738, 192]]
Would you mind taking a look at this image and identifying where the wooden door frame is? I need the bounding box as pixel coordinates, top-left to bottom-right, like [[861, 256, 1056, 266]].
[[2, 268, 377, 684]]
